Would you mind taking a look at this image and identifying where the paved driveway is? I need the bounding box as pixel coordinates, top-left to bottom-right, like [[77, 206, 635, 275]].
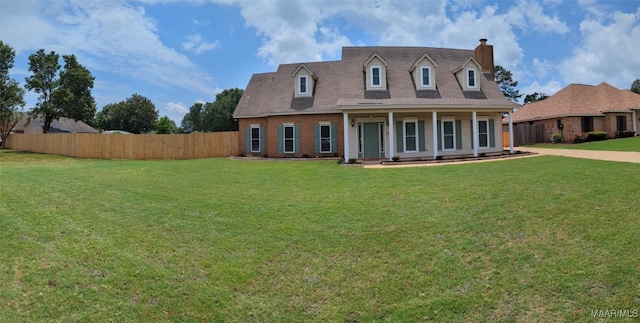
[[521, 147, 640, 164]]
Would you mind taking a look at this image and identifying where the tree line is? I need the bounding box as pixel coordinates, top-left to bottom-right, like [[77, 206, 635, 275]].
[[0, 41, 243, 146]]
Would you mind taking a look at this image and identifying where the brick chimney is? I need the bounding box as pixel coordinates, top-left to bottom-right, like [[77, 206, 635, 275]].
[[474, 38, 494, 79]]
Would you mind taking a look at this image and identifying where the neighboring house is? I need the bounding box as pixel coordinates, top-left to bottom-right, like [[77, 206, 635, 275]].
[[233, 39, 519, 160], [13, 115, 99, 134], [507, 82, 640, 141]]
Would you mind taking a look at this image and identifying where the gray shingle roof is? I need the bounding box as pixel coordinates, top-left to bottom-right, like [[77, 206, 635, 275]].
[[234, 46, 518, 118]]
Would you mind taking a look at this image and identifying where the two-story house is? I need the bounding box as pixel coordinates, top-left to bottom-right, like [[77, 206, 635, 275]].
[[233, 39, 519, 160]]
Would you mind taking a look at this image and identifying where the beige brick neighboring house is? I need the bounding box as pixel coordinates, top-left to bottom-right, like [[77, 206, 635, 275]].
[[234, 40, 519, 160], [507, 82, 640, 142]]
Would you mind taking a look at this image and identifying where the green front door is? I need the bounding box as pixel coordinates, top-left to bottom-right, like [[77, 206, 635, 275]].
[[363, 122, 380, 158]]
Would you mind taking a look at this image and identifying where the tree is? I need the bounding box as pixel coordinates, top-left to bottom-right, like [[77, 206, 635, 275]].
[[156, 116, 177, 134], [55, 54, 96, 123], [98, 94, 158, 133], [24, 49, 95, 133], [24, 49, 60, 133], [494, 65, 522, 102], [180, 88, 243, 133], [631, 79, 640, 94], [524, 92, 550, 104], [0, 41, 26, 147]]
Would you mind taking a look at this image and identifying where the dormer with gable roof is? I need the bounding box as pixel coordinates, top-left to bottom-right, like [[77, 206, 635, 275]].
[[410, 53, 437, 91], [292, 64, 316, 98], [454, 57, 482, 92], [363, 52, 388, 91]]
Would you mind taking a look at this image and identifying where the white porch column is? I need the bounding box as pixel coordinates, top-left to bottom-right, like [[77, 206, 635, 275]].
[[509, 111, 514, 154], [633, 110, 637, 135], [432, 111, 438, 159], [472, 111, 478, 157], [388, 112, 394, 161], [343, 113, 350, 160]]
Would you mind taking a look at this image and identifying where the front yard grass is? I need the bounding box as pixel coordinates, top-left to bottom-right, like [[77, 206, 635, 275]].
[[1, 150, 639, 321], [528, 136, 640, 152]]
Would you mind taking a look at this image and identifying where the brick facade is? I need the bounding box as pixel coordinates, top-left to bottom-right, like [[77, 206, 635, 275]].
[[238, 114, 344, 158]]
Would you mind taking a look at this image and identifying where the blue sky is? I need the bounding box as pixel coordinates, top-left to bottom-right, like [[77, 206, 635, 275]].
[[1, 0, 639, 124]]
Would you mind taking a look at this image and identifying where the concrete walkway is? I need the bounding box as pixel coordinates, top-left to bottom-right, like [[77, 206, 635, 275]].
[[363, 148, 640, 169], [522, 147, 640, 164]]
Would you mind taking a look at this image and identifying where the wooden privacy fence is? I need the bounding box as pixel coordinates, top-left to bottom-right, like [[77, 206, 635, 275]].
[[509, 124, 546, 147], [6, 132, 239, 160]]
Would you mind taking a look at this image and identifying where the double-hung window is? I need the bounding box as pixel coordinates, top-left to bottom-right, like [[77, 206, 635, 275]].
[[250, 126, 261, 153], [283, 125, 295, 153], [478, 118, 489, 148], [617, 116, 627, 132], [421, 67, 431, 87], [371, 66, 381, 87], [404, 120, 418, 153], [298, 75, 308, 95], [442, 119, 456, 150], [320, 124, 331, 153], [467, 68, 476, 88]]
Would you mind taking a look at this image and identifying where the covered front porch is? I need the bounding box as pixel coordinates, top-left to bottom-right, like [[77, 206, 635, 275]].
[[341, 109, 515, 161]]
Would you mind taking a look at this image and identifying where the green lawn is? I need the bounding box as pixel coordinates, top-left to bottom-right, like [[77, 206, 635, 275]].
[[528, 136, 640, 152], [1, 150, 639, 321]]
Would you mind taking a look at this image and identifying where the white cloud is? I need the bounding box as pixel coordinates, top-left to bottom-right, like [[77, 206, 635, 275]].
[[506, 0, 569, 34], [532, 58, 555, 79], [1, 0, 218, 98], [521, 80, 564, 97], [183, 34, 220, 54], [559, 9, 640, 88], [192, 19, 209, 26], [166, 102, 189, 115]]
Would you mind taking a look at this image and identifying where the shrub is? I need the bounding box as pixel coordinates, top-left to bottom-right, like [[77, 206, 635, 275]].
[[302, 154, 310, 158], [262, 154, 269, 158], [479, 152, 486, 157], [573, 134, 586, 144], [551, 133, 563, 143], [584, 131, 607, 142], [239, 152, 246, 157], [435, 155, 444, 160], [391, 156, 400, 162], [348, 158, 357, 164], [615, 131, 636, 138]]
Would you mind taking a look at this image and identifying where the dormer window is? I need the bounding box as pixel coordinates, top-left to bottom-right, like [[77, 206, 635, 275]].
[[298, 75, 308, 94], [292, 64, 315, 98], [421, 66, 431, 87], [371, 66, 381, 87], [467, 68, 477, 88]]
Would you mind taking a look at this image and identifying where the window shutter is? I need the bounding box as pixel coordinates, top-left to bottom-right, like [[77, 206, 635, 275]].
[[455, 120, 462, 150], [313, 124, 320, 153], [259, 126, 265, 153], [331, 124, 338, 153], [418, 120, 425, 151], [294, 124, 301, 153], [395, 121, 402, 153], [245, 126, 251, 152], [437, 121, 442, 152], [277, 125, 283, 153], [489, 119, 495, 148], [470, 120, 474, 149]]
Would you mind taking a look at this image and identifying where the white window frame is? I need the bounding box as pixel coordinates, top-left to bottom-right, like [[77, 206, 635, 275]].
[[370, 65, 382, 87], [319, 123, 332, 153], [298, 75, 308, 95], [477, 117, 489, 149], [420, 66, 431, 87], [283, 124, 295, 153], [466, 68, 477, 88], [250, 125, 261, 153], [441, 118, 456, 151], [403, 119, 418, 153]]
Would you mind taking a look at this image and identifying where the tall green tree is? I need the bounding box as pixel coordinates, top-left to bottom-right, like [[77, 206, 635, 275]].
[[24, 49, 95, 133], [0, 41, 26, 147], [55, 54, 96, 123], [494, 65, 522, 102], [156, 116, 177, 134], [180, 88, 243, 133], [24, 49, 60, 133], [98, 94, 158, 133], [524, 92, 549, 104], [631, 79, 640, 94]]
